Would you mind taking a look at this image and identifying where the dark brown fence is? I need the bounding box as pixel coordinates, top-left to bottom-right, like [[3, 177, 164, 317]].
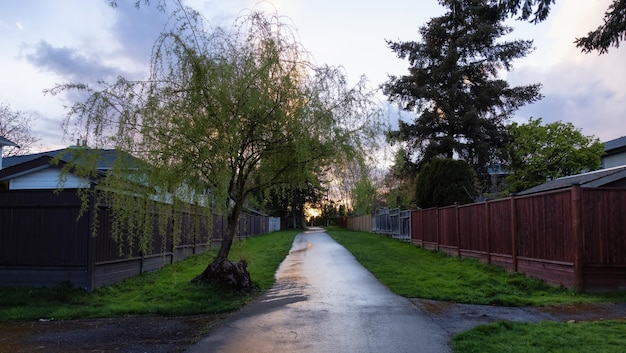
[[0, 189, 279, 290], [411, 185, 626, 291]]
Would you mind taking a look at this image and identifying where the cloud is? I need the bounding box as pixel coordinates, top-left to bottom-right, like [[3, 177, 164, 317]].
[[511, 60, 626, 141], [25, 41, 123, 83], [15, 22, 23, 30], [107, 1, 170, 67]]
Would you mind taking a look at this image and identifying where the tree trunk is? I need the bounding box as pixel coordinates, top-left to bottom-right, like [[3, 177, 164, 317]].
[[192, 205, 251, 292]]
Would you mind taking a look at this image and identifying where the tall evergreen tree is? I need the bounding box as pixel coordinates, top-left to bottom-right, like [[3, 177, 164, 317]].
[[383, 0, 542, 181]]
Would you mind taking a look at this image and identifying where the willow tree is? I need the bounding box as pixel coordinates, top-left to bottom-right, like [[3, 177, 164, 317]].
[[51, 7, 379, 290]]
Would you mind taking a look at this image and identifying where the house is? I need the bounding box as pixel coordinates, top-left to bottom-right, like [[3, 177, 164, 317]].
[[517, 164, 626, 196], [0, 147, 120, 190], [0, 146, 275, 291], [602, 135, 626, 169]]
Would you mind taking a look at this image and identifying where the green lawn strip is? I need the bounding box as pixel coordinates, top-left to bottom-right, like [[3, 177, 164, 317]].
[[451, 320, 626, 353], [0, 229, 299, 322], [325, 227, 626, 306]]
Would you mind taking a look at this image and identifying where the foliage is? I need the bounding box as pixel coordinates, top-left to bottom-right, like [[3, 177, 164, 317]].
[[415, 158, 477, 208], [351, 175, 378, 215], [326, 228, 626, 306], [382, 147, 418, 209], [452, 320, 626, 353], [574, 0, 626, 54], [48, 4, 380, 283], [0, 102, 40, 156], [383, 0, 542, 181], [262, 182, 324, 229], [495, 0, 626, 54], [504, 117, 604, 193], [309, 199, 346, 226], [0, 230, 299, 322]]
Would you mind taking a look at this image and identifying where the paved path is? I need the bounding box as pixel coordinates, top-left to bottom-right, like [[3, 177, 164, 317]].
[[185, 228, 450, 353]]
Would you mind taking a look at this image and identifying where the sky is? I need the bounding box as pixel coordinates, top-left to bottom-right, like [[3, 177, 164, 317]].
[[1, 0, 624, 154]]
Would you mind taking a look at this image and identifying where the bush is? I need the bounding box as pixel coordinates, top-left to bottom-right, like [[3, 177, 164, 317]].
[[415, 158, 476, 208]]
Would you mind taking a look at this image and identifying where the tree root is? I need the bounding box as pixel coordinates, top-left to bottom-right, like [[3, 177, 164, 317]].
[[192, 258, 251, 292]]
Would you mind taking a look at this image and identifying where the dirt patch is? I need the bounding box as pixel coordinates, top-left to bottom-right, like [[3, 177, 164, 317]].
[[0, 314, 227, 353]]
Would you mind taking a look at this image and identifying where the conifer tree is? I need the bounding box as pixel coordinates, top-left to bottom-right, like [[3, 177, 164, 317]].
[[383, 0, 542, 183]]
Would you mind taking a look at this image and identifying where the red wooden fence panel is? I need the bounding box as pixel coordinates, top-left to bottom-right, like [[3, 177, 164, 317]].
[[422, 208, 439, 248], [411, 209, 423, 244], [458, 203, 487, 254], [488, 198, 512, 256], [438, 206, 457, 252], [581, 188, 626, 290], [515, 190, 573, 263], [583, 188, 626, 265]]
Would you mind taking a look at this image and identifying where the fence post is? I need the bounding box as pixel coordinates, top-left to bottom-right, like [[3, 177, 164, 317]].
[[436, 208, 441, 252], [455, 203, 461, 257], [484, 200, 491, 264], [571, 184, 584, 292], [420, 210, 425, 245], [510, 195, 518, 273]]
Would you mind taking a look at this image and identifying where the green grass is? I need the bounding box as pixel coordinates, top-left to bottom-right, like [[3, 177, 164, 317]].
[[0, 229, 299, 322], [325, 227, 626, 306], [452, 320, 626, 353]]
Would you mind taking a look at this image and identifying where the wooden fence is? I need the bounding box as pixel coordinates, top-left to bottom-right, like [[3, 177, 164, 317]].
[[0, 189, 280, 291], [346, 186, 626, 292], [347, 214, 372, 232]]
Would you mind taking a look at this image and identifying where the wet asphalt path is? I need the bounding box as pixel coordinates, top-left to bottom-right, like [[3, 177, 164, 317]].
[[185, 227, 450, 353]]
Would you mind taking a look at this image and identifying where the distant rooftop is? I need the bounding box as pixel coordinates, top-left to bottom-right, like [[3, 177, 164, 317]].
[[605, 136, 626, 152], [1, 148, 132, 170], [517, 165, 626, 195], [0, 136, 19, 148]]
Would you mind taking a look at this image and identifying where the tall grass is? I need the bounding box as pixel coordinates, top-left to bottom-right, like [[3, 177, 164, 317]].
[[0, 229, 299, 322], [326, 227, 626, 306]]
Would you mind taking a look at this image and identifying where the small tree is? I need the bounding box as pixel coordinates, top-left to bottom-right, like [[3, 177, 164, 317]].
[[415, 158, 477, 208], [351, 176, 378, 216], [0, 102, 40, 156], [50, 7, 380, 290], [504, 117, 605, 193]]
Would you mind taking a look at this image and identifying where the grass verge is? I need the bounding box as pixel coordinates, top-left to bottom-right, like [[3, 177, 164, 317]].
[[0, 229, 299, 322], [325, 227, 626, 306], [452, 320, 626, 353]]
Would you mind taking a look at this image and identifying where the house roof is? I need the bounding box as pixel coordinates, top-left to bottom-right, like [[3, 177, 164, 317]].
[[517, 165, 626, 195], [0, 148, 143, 182], [1, 148, 126, 170], [0, 136, 19, 148], [604, 136, 626, 153]]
